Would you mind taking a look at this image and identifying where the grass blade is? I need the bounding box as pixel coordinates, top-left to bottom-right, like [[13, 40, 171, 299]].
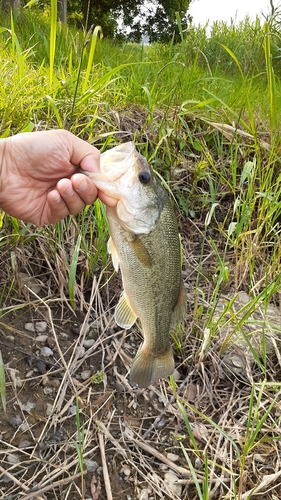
[[68, 234, 82, 309], [0, 350, 6, 413], [82, 25, 102, 94], [264, 21, 277, 135], [49, 0, 57, 88]]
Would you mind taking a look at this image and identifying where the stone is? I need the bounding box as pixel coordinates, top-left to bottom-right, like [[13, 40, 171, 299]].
[[81, 370, 92, 381], [83, 339, 95, 348], [35, 335, 48, 343], [166, 453, 179, 462], [40, 347, 53, 358], [7, 454, 20, 464], [77, 346, 85, 358], [35, 321, 47, 333], [25, 322, 35, 332], [10, 415, 22, 428], [43, 387, 53, 395], [83, 459, 98, 473], [18, 439, 32, 449], [164, 471, 182, 496]]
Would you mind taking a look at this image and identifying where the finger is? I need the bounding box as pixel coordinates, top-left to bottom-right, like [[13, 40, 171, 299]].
[[56, 178, 90, 214], [71, 173, 98, 205], [72, 172, 117, 207], [47, 189, 72, 224]]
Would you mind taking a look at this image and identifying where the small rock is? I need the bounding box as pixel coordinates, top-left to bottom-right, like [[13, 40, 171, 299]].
[[71, 323, 81, 335], [46, 337, 56, 349], [166, 452, 179, 462], [47, 428, 64, 442], [123, 467, 131, 477], [164, 471, 182, 496], [35, 321, 47, 333], [46, 403, 53, 416], [34, 360, 47, 374], [26, 370, 34, 378], [90, 319, 100, 331], [19, 272, 42, 294], [123, 426, 134, 438], [195, 457, 203, 469], [22, 401, 36, 412], [77, 346, 85, 358], [40, 347, 53, 358], [25, 322, 35, 332], [83, 339, 95, 348], [7, 454, 20, 464], [50, 378, 60, 388], [60, 332, 68, 338], [19, 422, 30, 432], [6, 335, 15, 342], [41, 375, 49, 386], [10, 415, 22, 428], [83, 459, 98, 473], [80, 370, 92, 381], [0, 474, 12, 483], [19, 439, 32, 449], [35, 335, 48, 343], [172, 368, 181, 381], [43, 387, 53, 395]]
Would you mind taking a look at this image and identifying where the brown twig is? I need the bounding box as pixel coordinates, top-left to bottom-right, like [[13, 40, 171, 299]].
[[98, 432, 113, 500], [14, 471, 85, 500], [125, 434, 191, 478]]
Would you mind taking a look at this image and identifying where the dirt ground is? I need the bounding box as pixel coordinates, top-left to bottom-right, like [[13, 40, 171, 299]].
[[1, 212, 281, 500]]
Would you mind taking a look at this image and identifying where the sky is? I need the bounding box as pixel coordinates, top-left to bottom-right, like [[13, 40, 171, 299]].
[[189, 0, 276, 26]]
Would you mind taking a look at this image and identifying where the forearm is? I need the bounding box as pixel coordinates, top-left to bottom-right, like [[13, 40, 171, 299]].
[[0, 138, 10, 207]]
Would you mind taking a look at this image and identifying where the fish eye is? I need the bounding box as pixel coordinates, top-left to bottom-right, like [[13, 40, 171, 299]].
[[138, 171, 151, 185]]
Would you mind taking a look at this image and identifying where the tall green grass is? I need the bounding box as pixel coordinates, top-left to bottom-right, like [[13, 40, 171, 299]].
[[1, 7, 281, 301]]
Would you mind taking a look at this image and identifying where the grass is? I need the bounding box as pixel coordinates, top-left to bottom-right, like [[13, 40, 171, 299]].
[[1, 4, 281, 499]]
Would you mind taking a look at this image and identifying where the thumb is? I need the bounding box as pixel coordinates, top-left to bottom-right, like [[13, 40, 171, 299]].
[[62, 130, 101, 172]]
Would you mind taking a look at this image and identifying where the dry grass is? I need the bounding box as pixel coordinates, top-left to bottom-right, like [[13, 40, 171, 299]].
[[1, 211, 281, 499]]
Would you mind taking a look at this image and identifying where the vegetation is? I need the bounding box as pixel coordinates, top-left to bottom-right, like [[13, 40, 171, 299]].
[[1, 3, 281, 499], [0, 0, 192, 42]]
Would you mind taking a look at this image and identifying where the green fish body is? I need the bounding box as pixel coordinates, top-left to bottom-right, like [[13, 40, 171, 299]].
[[83, 142, 186, 388]]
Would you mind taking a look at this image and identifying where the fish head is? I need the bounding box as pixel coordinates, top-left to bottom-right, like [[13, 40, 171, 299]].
[[85, 142, 165, 234]]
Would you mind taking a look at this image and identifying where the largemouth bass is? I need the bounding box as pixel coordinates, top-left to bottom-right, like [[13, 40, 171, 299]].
[[83, 142, 186, 388]]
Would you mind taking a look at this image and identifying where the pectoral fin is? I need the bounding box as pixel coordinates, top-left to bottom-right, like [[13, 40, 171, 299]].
[[107, 237, 119, 272], [114, 292, 138, 329], [171, 279, 186, 328], [128, 236, 152, 268]]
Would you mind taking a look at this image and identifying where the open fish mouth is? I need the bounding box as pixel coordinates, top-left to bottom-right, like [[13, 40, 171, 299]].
[[100, 141, 135, 173]]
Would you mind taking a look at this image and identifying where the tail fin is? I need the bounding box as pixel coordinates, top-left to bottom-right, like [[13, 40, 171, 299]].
[[129, 346, 174, 389]]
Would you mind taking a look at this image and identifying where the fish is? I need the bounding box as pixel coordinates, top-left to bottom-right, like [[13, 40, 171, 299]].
[[82, 142, 186, 388]]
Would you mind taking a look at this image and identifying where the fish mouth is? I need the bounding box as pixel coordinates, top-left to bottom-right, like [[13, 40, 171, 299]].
[[100, 141, 136, 176], [80, 142, 138, 195]]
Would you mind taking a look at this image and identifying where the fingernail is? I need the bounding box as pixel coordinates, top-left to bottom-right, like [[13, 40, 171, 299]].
[[65, 185, 74, 196], [77, 178, 87, 191], [53, 194, 61, 204]]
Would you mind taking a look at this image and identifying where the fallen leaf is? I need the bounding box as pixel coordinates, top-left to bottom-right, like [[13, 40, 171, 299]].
[[91, 474, 101, 500]]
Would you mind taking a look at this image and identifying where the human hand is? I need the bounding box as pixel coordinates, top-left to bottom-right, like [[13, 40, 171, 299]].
[[0, 129, 117, 226]]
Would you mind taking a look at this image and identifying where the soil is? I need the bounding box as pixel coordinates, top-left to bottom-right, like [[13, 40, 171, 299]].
[[1, 213, 281, 500]]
